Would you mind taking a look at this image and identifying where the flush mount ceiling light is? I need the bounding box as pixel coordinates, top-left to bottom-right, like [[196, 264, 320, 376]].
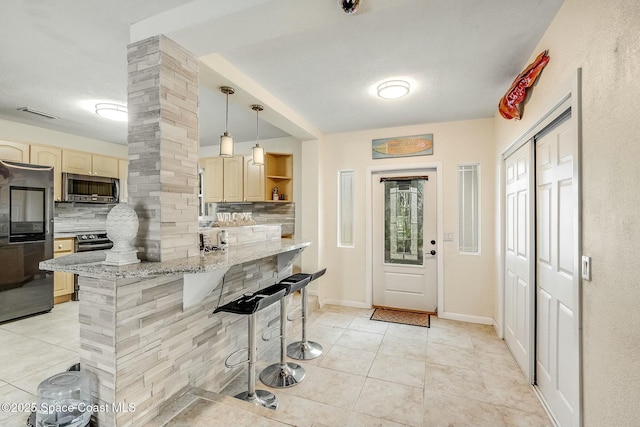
[[219, 86, 235, 157], [377, 80, 410, 99], [251, 104, 265, 166], [95, 103, 128, 121]]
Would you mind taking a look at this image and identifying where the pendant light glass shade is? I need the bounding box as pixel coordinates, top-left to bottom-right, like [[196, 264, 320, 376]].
[[219, 86, 235, 157], [251, 104, 264, 166], [252, 144, 264, 165], [220, 133, 234, 157]]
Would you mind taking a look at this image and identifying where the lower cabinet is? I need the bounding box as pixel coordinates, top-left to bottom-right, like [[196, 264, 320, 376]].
[[53, 238, 75, 304]]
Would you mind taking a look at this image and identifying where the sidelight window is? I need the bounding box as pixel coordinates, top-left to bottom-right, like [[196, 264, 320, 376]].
[[458, 163, 480, 254], [338, 170, 355, 247]]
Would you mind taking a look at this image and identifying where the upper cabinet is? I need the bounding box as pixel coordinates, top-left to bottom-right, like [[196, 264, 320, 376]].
[[201, 156, 244, 203], [223, 156, 244, 202], [92, 155, 119, 178], [244, 156, 264, 202], [0, 140, 29, 163], [201, 157, 223, 203], [30, 145, 62, 201], [264, 152, 293, 202], [61, 150, 92, 175], [62, 150, 119, 178]]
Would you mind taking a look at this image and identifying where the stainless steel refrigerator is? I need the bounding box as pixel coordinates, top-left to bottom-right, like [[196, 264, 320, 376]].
[[0, 160, 54, 323]]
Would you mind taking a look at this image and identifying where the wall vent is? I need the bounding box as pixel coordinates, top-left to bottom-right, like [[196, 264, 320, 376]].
[[16, 107, 59, 119]]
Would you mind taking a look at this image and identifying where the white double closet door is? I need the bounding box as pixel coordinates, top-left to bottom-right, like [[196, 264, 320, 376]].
[[504, 110, 580, 427]]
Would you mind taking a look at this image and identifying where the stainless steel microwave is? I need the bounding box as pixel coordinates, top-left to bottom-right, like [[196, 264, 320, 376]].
[[62, 173, 120, 203]]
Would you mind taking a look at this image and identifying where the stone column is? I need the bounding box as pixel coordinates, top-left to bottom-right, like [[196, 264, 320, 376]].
[[127, 35, 199, 262]]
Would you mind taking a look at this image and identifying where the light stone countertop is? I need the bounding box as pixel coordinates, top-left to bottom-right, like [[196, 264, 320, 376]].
[[39, 238, 310, 279]]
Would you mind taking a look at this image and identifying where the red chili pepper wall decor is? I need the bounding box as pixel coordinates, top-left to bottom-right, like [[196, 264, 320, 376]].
[[498, 50, 550, 120]]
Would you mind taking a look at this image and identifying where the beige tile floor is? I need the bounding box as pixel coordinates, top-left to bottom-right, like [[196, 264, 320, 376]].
[[0, 301, 80, 427], [0, 302, 553, 427], [154, 305, 553, 427]]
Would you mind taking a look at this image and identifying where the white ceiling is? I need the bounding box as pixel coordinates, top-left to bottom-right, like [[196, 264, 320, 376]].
[[0, 0, 563, 146]]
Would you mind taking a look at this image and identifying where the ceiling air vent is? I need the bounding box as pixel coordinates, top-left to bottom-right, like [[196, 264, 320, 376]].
[[16, 107, 59, 120]]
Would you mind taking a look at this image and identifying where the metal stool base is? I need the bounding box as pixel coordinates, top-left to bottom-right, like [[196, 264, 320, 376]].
[[234, 389, 279, 410], [286, 341, 323, 360], [260, 362, 306, 388]]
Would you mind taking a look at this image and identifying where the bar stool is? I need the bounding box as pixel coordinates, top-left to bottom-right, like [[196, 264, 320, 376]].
[[213, 283, 287, 410], [285, 268, 327, 360], [259, 274, 311, 388]]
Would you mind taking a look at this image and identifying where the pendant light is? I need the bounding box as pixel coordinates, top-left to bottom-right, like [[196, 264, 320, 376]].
[[219, 86, 235, 157], [251, 104, 265, 166]]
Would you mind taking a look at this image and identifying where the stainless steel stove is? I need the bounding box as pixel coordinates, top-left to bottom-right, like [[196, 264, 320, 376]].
[[72, 233, 113, 301], [75, 232, 113, 252]]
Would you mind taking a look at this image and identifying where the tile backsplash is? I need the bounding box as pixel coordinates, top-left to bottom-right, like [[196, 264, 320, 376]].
[[201, 202, 295, 236], [54, 202, 115, 233]]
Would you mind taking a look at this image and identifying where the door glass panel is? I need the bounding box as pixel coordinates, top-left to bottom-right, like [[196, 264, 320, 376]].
[[384, 179, 423, 265]]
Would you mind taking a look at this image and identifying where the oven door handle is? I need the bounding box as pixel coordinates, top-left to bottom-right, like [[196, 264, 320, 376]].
[[77, 242, 114, 252]]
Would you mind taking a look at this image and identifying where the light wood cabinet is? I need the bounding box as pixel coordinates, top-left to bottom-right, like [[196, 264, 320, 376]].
[[30, 145, 63, 201], [202, 157, 223, 203], [244, 156, 264, 202], [62, 150, 92, 175], [118, 159, 128, 202], [201, 156, 244, 203], [264, 152, 293, 202], [223, 156, 244, 202], [62, 150, 119, 178], [0, 140, 29, 162], [53, 238, 75, 304], [93, 155, 119, 178]]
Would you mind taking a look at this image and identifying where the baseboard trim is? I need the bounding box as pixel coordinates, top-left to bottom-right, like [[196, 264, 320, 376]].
[[319, 298, 370, 309], [493, 319, 503, 338], [438, 311, 494, 325]]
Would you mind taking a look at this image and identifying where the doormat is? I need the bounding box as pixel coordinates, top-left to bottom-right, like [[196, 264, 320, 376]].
[[370, 308, 433, 328]]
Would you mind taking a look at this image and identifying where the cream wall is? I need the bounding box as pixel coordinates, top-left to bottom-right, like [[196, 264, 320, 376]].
[[318, 118, 496, 320], [0, 118, 128, 158], [493, 0, 640, 424]]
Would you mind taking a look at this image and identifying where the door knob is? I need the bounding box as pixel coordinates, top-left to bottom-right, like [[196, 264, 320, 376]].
[[430, 250, 436, 256], [431, 240, 436, 245]]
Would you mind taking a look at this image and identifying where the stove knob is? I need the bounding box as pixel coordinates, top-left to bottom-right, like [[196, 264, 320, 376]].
[[89, 234, 96, 240], [80, 235, 87, 240]]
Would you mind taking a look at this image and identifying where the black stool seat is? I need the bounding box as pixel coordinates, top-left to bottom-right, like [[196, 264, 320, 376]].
[[214, 284, 287, 315], [258, 274, 311, 389], [278, 274, 311, 295], [286, 268, 326, 361], [213, 283, 287, 410], [280, 269, 326, 287]]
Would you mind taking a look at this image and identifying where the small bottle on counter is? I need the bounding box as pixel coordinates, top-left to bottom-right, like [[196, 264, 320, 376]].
[[217, 229, 228, 248], [272, 186, 279, 201]]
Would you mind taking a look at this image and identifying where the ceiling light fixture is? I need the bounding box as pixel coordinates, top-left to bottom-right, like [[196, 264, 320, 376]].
[[251, 104, 265, 166], [377, 80, 410, 99], [95, 103, 128, 121], [219, 86, 235, 157], [340, 0, 361, 14]]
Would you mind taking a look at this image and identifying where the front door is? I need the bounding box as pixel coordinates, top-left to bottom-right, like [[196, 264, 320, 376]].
[[372, 172, 437, 312], [535, 112, 580, 427]]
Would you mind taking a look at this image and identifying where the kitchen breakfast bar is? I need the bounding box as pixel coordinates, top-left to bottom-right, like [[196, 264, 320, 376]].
[[40, 233, 310, 427]]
